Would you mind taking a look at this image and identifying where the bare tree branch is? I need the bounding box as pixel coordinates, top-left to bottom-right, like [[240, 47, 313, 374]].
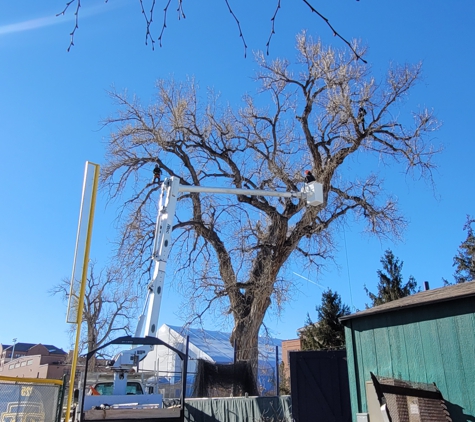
[[56, 0, 82, 52], [266, 0, 281, 56], [58, 0, 365, 60], [223, 0, 248, 58], [302, 0, 367, 63]]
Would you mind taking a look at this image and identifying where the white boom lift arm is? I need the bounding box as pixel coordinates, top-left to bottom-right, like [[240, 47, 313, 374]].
[[109, 176, 323, 380]]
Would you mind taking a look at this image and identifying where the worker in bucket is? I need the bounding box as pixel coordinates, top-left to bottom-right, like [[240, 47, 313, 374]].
[[304, 170, 316, 183]]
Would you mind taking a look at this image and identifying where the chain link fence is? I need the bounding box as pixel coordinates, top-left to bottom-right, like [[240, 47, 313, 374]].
[[0, 376, 66, 422]]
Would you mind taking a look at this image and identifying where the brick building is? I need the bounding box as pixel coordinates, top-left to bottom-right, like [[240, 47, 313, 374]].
[[281, 338, 301, 381], [0, 342, 68, 379]]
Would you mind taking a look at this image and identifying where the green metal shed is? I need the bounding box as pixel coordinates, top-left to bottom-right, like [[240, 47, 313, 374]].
[[340, 281, 475, 422]]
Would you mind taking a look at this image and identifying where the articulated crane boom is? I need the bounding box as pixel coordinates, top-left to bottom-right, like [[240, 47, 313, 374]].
[[136, 177, 181, 339], [108, 175, 323, 387], [135, 175, 323, 342], [107, 178, 181, 378]]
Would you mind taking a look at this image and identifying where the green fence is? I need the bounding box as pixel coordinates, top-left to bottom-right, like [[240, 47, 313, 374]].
[[0, 376, 66, 422], [185, 395, 293, 422]]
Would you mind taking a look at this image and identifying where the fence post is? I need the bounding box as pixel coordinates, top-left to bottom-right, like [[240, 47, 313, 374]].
[[233, 338, 237, 397], [56, 374, 68, 422]]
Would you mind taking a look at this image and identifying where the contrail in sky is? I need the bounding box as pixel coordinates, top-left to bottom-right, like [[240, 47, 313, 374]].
[[292, 272, 325, 289], [0, 15, 65, 35], [0, 4, 120, 36]]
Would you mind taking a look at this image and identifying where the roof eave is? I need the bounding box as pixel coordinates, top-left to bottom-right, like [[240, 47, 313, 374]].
[[340, 287, 475, 324]]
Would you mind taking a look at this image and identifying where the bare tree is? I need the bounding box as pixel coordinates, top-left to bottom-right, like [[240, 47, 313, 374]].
[[100, 33, 440, 372], [51, 262, 140, 370]]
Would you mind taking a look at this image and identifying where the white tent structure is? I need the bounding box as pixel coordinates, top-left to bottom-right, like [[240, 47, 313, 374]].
[[140, 324, 282, 397]]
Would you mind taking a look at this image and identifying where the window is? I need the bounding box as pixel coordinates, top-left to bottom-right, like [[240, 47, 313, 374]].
[[15, 363, 20, 368], [21, 361, 27, 367], [92, 382, 144, 396], [27, 360, 33, 366], [9, 364, 14, 370], [126, 382, 144, 395], [94, 383, 114, 395]]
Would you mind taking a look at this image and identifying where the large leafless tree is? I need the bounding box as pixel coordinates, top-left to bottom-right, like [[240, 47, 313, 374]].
[[101, 33, 439, 368], [51, 262, 139, 370]]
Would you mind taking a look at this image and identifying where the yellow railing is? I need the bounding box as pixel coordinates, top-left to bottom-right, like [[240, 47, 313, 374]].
[[0, 375, 63, 386]]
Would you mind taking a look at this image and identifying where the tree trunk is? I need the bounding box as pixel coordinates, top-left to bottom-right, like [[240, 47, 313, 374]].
[[230, 291, 271, 394], [87, 325, 97, 372]]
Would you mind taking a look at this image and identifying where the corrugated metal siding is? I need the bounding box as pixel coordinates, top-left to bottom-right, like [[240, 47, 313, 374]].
[[345, 297, 475, 422], [373, 376, 449, 422]]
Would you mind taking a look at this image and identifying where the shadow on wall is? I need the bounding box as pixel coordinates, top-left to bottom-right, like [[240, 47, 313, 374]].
[[184, 396, 292, 422], [255, 396, 292, 421], [445, 401, 475, 422], [185, 404, 220, 422]]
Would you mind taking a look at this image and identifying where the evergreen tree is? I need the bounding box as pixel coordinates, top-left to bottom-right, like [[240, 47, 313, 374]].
[[300, 313, 322, 350], [278, 361, 291, 395], [453, 216, 475, 283], [365, 249, 418, 307], [300, 289, 350, 350]]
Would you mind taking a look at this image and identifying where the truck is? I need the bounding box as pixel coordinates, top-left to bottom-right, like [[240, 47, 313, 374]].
[[73, 175, 323, 421]]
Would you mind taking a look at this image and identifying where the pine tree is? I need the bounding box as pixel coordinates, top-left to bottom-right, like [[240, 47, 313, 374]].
[[278, 361, 291, 395], [300, 289, 350, 350], [365, 249, 418, 307], [453, 216, 475, 283], [300, 313, 323, 350]]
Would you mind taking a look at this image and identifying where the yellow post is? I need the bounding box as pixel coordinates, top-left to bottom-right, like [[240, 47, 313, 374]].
[[65, 162, 100, 421]]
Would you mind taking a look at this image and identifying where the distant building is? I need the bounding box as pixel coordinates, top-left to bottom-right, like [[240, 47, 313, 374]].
[[281, 338, 301, 382], [0, 342, 68, 379]]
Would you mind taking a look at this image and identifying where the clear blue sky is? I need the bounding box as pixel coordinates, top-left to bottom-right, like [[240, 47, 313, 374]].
[[1, 1, 474, 351]]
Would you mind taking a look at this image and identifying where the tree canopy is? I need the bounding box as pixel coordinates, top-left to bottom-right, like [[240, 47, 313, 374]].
[[300, 289, 350, 350], [365, 249, 418, 307], [101, 33, 439, 364]]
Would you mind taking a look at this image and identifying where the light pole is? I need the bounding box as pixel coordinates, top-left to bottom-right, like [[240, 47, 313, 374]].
[[11, 338, 17, 361]]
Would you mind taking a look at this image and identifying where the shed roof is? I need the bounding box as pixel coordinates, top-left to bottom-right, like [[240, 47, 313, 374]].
[[340, 281, 475, 322]]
